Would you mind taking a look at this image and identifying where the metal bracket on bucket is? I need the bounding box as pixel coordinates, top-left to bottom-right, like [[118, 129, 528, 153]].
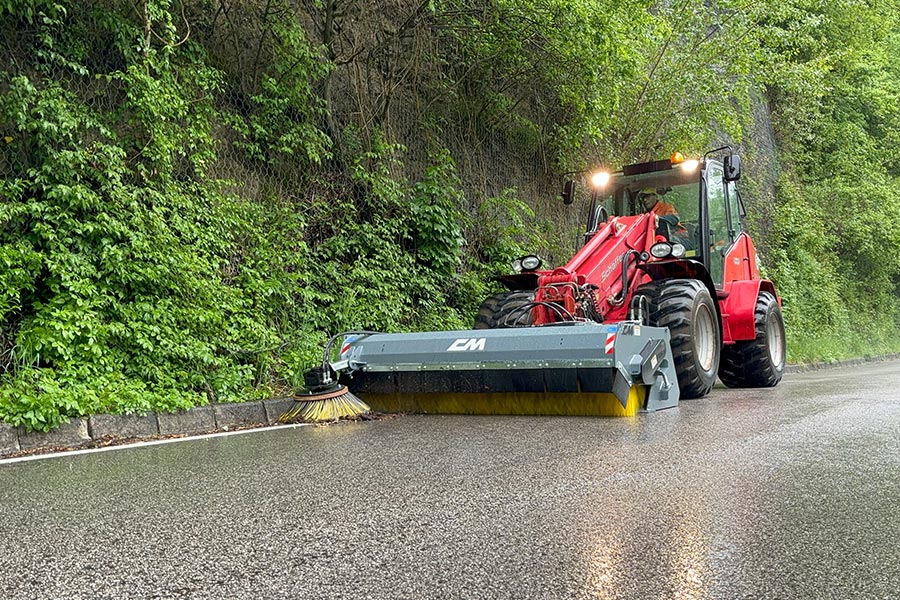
[[613, 322, 679, 411]]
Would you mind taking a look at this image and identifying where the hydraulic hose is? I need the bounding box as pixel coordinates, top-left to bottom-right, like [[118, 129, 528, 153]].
[[609, 250, 642, 306]]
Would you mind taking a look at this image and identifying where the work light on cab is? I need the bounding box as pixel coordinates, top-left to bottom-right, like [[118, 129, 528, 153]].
[[681, 159, 700, 173], [591, 171, 610, 187]]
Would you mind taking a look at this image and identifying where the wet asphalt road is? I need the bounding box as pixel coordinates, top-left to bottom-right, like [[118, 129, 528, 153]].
[[2, 362, 900, 599]]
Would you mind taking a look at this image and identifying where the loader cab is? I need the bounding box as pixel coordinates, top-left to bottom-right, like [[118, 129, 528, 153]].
[[582, 152, 745, 288], [588, 157, 704, 255]]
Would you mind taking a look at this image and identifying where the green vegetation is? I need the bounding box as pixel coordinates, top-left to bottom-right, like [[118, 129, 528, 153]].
[[1, 0, 899, 430], [757, 1, 900, 361]]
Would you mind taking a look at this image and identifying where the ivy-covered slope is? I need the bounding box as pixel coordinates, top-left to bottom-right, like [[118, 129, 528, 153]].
[[2, 0, 899, 430]]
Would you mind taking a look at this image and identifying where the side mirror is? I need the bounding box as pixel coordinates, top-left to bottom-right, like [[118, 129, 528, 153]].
[[724, 154, 742, 182], [561, 180, 576, 205]]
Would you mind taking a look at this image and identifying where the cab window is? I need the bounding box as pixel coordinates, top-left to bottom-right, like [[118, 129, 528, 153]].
[[707, 165, 728, 286], [726, 181, 743, 239]]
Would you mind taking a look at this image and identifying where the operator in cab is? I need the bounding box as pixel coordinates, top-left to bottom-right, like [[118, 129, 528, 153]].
[[639, 187, 677, 218], [638, 187, 692, 248]]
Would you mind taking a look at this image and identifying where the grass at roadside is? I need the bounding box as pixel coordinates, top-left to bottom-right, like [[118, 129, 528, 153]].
[[787, 329, 900, 365]]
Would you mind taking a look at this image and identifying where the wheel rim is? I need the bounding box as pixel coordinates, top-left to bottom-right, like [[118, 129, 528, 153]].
[[695, 303, 716, 372], [767, 311, 785, 367]]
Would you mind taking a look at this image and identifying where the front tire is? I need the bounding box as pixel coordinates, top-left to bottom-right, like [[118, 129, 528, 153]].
[[474, 291, 535, 329], [635, 279, 721, 398], [719, 291, 786, 388]]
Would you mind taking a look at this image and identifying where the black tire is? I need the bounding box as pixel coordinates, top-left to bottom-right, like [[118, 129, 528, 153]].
[[473, 291, 535, 329], [718, 291, 786, 388], [635, 279, 721, 399]]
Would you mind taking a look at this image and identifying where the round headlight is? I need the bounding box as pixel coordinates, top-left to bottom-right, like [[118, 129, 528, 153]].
[[649, 242, 673, 258], [520, 255, 542, 271], [511, 258, 523, 273], [671, 243, 686, 258]]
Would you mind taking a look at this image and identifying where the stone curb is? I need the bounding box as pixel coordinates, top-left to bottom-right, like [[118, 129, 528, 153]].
[[89, 413, 159, 439], [1, 422, 21, 454], [0, 398, 298, 459], [17, 419, 91, 451]]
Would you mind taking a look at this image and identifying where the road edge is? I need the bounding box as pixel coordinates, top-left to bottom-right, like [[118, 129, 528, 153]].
[[0, 398, 298, 460], [4, 353, 900, 459], [784, 353, 900, 374]]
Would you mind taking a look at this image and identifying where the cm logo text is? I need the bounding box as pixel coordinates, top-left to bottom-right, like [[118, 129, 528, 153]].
[[447, 338, 486, 352]]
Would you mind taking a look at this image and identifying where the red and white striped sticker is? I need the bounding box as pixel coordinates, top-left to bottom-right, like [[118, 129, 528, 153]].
[[340, 335, 359, 357], [605, 332, 616, 354]]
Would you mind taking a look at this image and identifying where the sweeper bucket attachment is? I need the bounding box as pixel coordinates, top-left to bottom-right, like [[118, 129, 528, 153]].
[[332, 321, 679, 416]]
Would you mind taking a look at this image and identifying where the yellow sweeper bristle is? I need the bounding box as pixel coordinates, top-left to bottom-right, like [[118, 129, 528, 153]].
[[361, 386, 646, 417], [280, 389, 371, 423]]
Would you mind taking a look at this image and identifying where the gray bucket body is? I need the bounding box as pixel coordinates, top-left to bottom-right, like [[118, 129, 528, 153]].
[[333, 321, 679, 411]]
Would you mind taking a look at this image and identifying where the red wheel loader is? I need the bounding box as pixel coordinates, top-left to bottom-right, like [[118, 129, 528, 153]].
[[290, 149, 786, 421]]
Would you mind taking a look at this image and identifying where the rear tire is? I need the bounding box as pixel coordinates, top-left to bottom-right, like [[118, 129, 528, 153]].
[[635, 279, 721, 399], [719, 291, 786, 388], [474, 291, 535, 329]]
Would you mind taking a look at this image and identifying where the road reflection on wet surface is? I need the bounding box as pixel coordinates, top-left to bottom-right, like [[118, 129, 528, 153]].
[[2, 361, 900, 599]]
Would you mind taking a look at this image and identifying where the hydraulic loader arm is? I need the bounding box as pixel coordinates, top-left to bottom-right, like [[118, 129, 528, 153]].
[[534, 213, 658, 324]]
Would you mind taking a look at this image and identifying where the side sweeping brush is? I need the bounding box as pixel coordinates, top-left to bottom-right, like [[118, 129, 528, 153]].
[[279, 365, 370, 422], [280, 332, 375, 423]]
